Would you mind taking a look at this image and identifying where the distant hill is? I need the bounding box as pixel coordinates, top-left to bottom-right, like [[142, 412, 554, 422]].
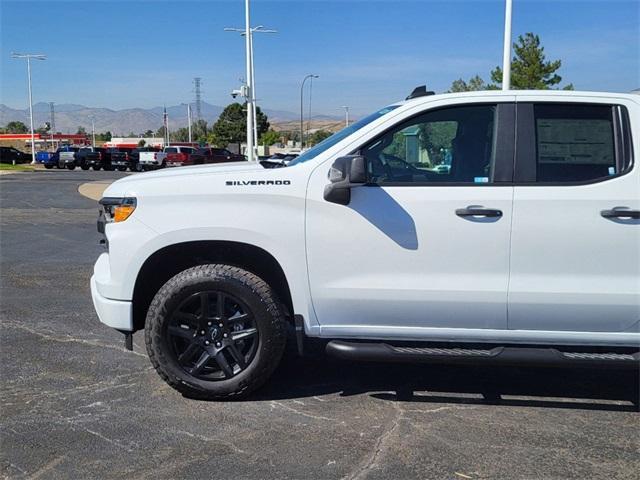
[[0, 102, 341, 136]]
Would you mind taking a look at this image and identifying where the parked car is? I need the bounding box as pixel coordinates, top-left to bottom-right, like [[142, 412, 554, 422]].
[[189, 147, 246, 165], [0, 146, 31, 164], [92, 89, 640, 400], [106, 147, 135, 172], [138, 147, 168, 170], [128, 147, 160, 172], [36, 151, 53, 164], [164, 146, 198, 167], [43, 146, 79, 169], [75, 147, 108, 170]]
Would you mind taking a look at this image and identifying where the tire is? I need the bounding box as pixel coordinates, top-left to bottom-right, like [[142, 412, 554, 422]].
[[81, 165, 90, 170], [145, 264, 287, 400], [44, 164, 53, 169], [133, 163, 143, 172], [92, 165, 101, 171], [117, 166, 127, 172], [66, 164, 76, 170]]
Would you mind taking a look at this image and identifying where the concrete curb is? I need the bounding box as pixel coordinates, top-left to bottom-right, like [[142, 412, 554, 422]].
[[78, 180, 114, 201]]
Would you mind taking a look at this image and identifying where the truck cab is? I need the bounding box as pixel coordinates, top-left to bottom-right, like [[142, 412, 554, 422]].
[[92, 90, 640, 400]]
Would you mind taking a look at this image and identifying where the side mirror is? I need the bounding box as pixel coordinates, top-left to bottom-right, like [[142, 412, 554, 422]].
[[323, 155, 367, 205]]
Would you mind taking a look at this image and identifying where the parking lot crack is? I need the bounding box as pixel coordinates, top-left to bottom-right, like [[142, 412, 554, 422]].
[[2, 321, 147, 358], [269, 400, 340, 423], [344, 401, 404, 480]]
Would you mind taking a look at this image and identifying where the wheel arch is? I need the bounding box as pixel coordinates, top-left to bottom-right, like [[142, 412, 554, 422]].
[[131, 240, 294, 332]]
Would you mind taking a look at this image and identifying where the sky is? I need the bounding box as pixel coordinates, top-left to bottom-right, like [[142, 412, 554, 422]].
[[1, 0, 639, 116]]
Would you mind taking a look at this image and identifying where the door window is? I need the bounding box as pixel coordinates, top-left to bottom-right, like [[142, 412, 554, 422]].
[[533, 104, 618, 182], [361, 104, 497, 184]]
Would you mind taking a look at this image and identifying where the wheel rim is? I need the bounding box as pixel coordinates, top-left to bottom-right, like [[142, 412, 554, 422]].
[[166, 291, 259, 381]]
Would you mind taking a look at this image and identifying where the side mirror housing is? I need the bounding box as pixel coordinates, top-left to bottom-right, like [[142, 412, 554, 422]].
[[323, 155, 367, 205]]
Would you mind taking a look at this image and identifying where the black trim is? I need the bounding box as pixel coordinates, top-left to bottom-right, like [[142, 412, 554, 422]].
[[326, 340, 640, 369], [514, 103, 536, 182]]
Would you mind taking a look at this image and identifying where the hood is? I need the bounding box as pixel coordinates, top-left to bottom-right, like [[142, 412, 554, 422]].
[[111, 161, 265, 186]]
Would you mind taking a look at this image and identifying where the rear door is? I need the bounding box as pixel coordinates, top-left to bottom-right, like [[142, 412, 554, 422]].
[[509, 96, 640, 333]]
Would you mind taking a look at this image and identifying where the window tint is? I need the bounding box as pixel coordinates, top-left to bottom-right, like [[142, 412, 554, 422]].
[[362, 104, 497, 184], [534, 104, 616, 182], [165, 147, 177, 153]]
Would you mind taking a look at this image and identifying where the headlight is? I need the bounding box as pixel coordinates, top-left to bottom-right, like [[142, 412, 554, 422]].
[[99, 197, 137, 223]]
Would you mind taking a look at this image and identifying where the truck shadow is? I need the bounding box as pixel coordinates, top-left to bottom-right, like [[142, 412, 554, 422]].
[[253, 353, 639, 412]]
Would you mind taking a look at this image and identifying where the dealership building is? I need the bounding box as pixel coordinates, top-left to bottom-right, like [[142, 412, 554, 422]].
[[0, 133, 90, 151]]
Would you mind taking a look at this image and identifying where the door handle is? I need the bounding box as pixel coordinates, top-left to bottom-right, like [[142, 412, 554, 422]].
[[601, 208, 640, 219], [456, 207, 503, 218]]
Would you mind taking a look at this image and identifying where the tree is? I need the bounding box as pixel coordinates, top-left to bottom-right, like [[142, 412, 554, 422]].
[[5, 121, 28, 134], [77, 126, 87, 135], [155, 126, 167, 138], [138, 139, 146, 147], [449, 75, 491, 92], [143, 130, 154, 137], [447, 33, 573, 92], [209, 103, 269, 149], [308, 130, 332, 146], [259, 129, 280, 146], [490, 33, 573, 90]]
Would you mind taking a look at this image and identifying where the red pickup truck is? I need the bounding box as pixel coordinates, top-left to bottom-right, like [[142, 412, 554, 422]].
[[164, 146, 198, 167], [189, 147, 246, 165]]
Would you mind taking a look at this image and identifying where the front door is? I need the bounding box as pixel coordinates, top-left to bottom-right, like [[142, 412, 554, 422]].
[[306, 102, 516, 336]]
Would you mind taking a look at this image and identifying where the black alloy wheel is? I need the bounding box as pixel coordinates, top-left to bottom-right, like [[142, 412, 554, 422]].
[[167, 291, 258, 380]]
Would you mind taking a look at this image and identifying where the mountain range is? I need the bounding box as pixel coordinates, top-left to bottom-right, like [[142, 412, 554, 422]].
[[0, 102, 342, 135]]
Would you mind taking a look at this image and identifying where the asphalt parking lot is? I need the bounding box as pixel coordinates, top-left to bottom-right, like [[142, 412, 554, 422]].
[[1, 169, 639, 479]]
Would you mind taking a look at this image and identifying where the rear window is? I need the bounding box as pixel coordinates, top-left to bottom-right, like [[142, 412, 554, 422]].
[[165, 147, 178, 153], [534, 104, 617, 183]]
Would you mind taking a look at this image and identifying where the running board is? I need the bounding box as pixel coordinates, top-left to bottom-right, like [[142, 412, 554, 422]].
[[325, 341, 640, 369]]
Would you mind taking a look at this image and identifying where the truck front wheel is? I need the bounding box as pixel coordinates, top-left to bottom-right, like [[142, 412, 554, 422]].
[[145, 264, 287, 400]]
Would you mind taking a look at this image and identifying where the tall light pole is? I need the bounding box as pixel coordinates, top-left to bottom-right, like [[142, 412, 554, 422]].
[[341, 105, 350, 128], [187, 104, 192, 143], [300, 74, 318, 149], [225, 24, 277, 159], [89, 115, 96, 147], [12, 52, 46, 164], [501, 0, 513, 90]]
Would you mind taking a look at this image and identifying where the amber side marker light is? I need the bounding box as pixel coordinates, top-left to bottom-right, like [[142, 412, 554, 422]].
[[99, 197, 137, 223]]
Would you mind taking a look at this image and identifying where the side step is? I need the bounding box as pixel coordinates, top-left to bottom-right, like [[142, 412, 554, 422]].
[[326, 341, 640, 369]]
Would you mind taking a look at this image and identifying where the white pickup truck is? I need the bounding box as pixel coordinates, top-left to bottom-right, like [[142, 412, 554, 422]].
[[92, 89, 640, 400], [137, 147, 168, 170]]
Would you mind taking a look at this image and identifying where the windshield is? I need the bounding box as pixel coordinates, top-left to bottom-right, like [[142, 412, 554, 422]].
[[288, 105, 399, 166]]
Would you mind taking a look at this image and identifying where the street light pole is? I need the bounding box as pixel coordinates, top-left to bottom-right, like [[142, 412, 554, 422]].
[[501, 0, 513, 90], [225, 24, 277, 159], [342, 105, 350, 128], [244, 0, 254, 161], [12, 52, 46, 164], [300, 74, 318, 149], [89, 116, 96, 147], [187, 104, 192, 143]]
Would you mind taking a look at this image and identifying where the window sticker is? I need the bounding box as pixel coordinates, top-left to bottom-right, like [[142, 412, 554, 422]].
[[608, 166, 616, 175], [474, 177, 489, 183]]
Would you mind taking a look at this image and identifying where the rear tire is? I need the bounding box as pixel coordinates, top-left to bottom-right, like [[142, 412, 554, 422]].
[[44, 164, 53, 169], [92, 165, 101, 171], [81, 165, 90, 170], [66, 164, 76, 170], [145, 264, 288, 400]]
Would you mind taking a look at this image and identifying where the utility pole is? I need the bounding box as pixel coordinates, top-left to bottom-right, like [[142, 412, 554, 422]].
[[502, 0, 513, 90], [342, 105, 350, 128], [193, 78, 202, 120], [187, 103, 193, 143], [12, 52, 46, 164], [300, 74, 318, 149]]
